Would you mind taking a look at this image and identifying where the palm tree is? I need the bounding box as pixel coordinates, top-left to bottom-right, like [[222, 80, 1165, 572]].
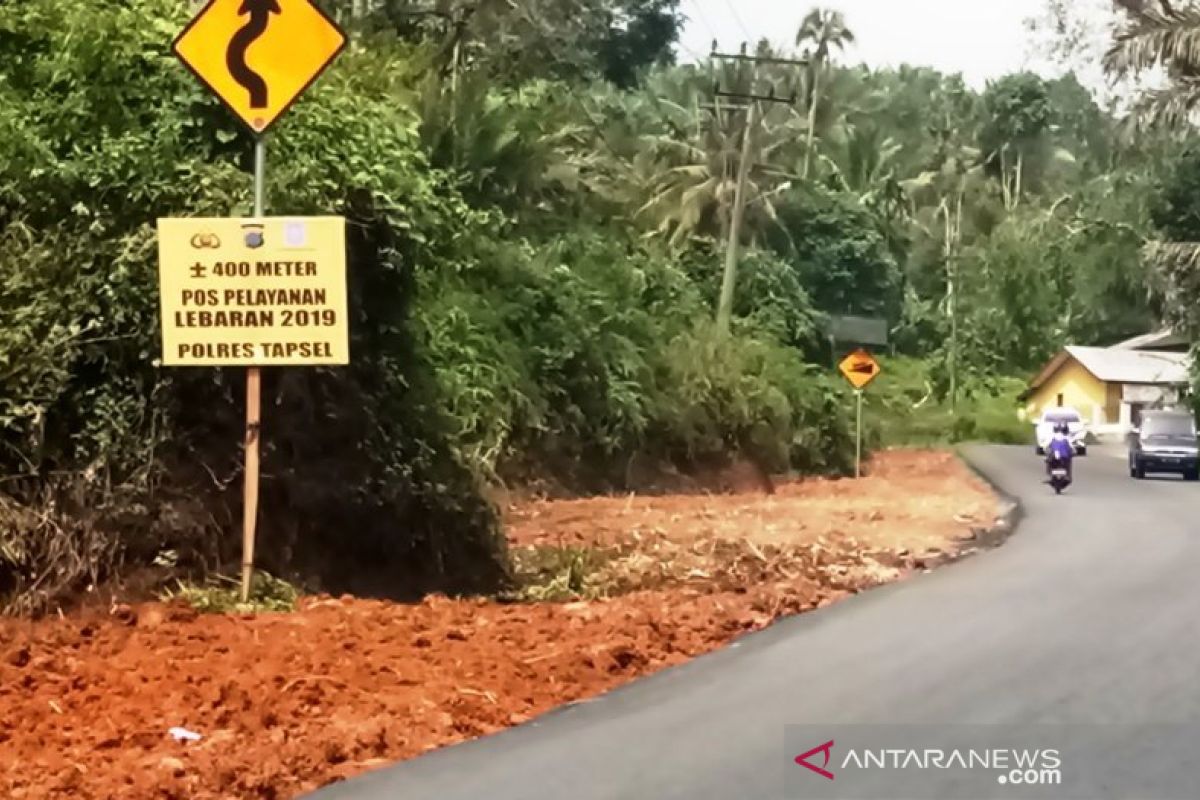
[[795, 8, 856, 179], [634, 66, 801, 247], [1105, 1, 1200, 128], [1104, 2, 1200, 332], [820, 122, 902, 202], [417, 72, 589, 213]]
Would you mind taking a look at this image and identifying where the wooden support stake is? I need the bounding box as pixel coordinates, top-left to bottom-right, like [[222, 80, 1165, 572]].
[[241, 367, 262, 602]]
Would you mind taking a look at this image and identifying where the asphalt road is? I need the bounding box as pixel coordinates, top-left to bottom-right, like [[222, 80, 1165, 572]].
[[307, 446, 1200, 800]]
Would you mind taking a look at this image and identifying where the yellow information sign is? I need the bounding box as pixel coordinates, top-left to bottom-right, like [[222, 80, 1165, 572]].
[[157, 217, 349, 366], [838, 348, 882, 390], [173, 0, 347, 134]]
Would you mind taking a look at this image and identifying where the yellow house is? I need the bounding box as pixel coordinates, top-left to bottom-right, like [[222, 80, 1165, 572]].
[[1023, 346, 1190, 432]]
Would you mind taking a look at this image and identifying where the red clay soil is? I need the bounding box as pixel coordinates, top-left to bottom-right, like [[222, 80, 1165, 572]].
[[0, 450, 1000, 799], [507, 449, 996, 553]]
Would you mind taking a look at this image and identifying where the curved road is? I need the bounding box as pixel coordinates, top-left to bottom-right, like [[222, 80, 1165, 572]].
[[308, 446, 1200, 799]]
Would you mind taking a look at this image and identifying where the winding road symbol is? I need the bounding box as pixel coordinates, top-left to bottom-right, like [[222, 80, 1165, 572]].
[[173, 0, 347, 134], [226, 0, 281, 109]]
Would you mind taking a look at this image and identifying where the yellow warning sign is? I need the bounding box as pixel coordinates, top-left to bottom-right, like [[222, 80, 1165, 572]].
[[173, 0, 347, 134], [157, 217, 349, 366], [838, 348, 882, 390]]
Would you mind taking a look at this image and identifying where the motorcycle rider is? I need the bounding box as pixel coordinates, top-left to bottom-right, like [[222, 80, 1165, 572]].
[[1046, 421, 1074, 480]]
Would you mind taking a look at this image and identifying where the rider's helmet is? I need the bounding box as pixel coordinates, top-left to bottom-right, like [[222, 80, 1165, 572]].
[[1054, 422, 1070, 435]]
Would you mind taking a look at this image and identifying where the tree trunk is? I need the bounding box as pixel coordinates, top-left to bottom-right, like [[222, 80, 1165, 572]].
[[450, 36, 461, 167], [999, 147, 1012, 210], [944, 202, 956, 411], [1014, 150, 1024, 208], [944, 189, 965, 411], [803, 66, 822, 180]]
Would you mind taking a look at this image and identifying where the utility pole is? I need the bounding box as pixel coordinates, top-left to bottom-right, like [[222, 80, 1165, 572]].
[[717, 98, 756, 334], [710, 45, 805, 334]]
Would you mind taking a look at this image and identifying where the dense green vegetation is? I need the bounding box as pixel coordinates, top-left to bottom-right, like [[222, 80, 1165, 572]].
[[867, 358, 1028, 448], [1099, 2, 1200, 402], [0, 0, 1191, 611]]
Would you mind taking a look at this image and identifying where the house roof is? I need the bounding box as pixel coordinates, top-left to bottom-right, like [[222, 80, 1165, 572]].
[[1111, 330, 1189, 351], [1026, 346, 1190, 395]]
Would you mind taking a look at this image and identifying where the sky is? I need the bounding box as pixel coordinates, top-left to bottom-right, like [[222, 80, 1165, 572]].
[[675, 0, 1092, 90]]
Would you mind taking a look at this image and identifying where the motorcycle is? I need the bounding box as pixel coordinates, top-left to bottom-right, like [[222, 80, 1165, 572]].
[[1047, 453, 1072, 495]]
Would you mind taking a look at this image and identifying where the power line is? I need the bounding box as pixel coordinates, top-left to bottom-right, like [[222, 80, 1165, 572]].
[[721, 0, 754, 44], [676, 40, 710, 64], [685, 0, 721, 47], [712, 50, 810, 67]]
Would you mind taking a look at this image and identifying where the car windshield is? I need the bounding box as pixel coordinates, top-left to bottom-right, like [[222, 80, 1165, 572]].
[[1042, 411, 1080, 424], [1142, 415, 1196, 438]]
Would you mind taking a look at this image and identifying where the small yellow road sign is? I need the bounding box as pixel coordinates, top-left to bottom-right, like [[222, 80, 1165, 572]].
[[839, 348, 882, 390], [157, 217, 349, 366], [173, 0, 347, 134]]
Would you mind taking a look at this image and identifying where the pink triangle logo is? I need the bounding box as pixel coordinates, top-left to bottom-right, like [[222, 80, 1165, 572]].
[[795, 739, 835, 780]]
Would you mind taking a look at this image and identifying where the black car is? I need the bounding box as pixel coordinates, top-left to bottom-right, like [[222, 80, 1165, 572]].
[[1129, 410, 1200, 481]]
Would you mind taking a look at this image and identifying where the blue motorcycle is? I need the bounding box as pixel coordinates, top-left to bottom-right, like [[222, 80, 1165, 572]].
[[1046, 425, 1074, 495], [1047, 452, 1072, 494]]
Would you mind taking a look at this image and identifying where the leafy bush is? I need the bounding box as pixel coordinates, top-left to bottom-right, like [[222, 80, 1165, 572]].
[[653, 323, 855, 474], [678, 243, 823, 356], [766, 185, 903, 323], [419, 231, 856, 487], [869, 357, 1026, 446]]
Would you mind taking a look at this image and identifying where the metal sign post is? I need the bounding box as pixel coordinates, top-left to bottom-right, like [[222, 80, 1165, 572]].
[[855, 389, 864, 479], [838, 348, 882, 480], [241, 137, 267, 602]]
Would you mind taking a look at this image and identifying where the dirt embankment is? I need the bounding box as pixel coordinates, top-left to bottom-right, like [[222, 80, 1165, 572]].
[[0, 450, 999, 799]]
